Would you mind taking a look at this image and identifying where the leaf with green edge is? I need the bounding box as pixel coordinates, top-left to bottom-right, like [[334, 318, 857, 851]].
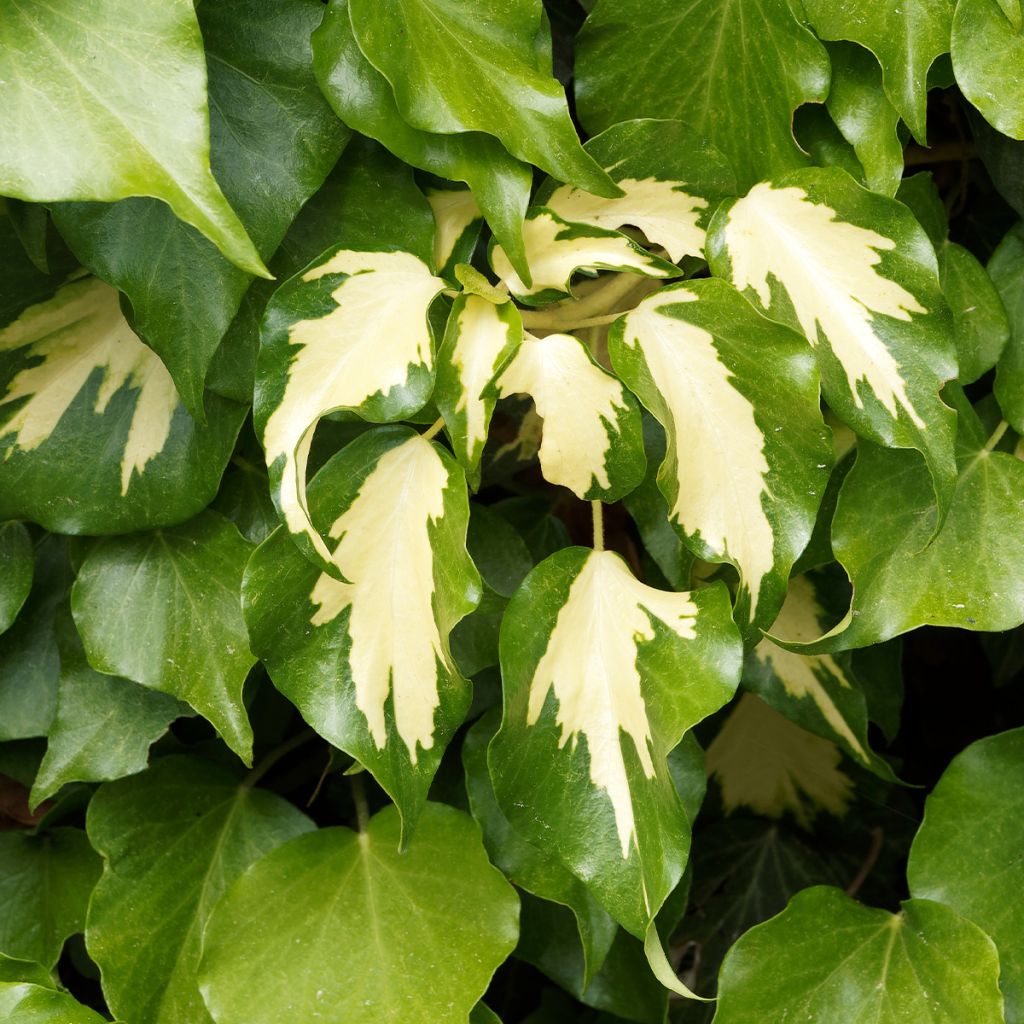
[[712, 888, 1004, 1023], [255, 246, 445, 571], [496, 332, 646, 501], [51, 0, 350, 417], [31, 607, 185, 808], [707, 167, 959, 518], [427, 188, 484, 281], [908, 727, 1024, 1021], [575, 0, 829, 191], [953, 0, 1024, 139], [347, 0, 617, 201], [490, 547, 741, 953], [610, 279, 833, 639], [0, 827, 100, 968], [0, 275, 247, 535], [198, 803, 519, 1024], [992, 224, 1024, 433], [243, 427, 480, 837], [825, 43, 904, 197], [533, 119, 738, 263], [85, 755, 314, 1024], [71, 511, 256, 763], [0, 538, 70, 742], [0, 981, 110, 1024], [435, 293, 523, 489], [747, 574, 897, 781], [784, 395, 1024, 653], [311, 0, 534, 284], [706, 693, 855, 827], [0, 521, 32, 634], [464, 710, 618, 989], [0, 955, 54, 988], [0, 0, 266, 276], [801, 0, 955, 143]]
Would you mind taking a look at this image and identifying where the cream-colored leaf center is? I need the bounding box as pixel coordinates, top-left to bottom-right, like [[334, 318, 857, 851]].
[[527, 550, 698, 858], [621, 292, 774, 613], [309, 435, 450, 763], [0, 277, 178, 494], [427, 188, 480, 271], [723, 183, 927, 428]]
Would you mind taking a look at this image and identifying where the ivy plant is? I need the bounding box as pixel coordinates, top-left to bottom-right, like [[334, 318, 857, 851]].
[[0, 1, 1023, 1022]]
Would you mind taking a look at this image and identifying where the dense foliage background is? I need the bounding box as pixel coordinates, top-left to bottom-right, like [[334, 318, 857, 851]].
[[0, 1, 1022, 1022]]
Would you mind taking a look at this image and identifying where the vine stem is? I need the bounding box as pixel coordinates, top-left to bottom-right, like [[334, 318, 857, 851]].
[[243, 728, 316, 790], [421, 417, 445, 441], [592, 501, 605, 552], [350, 772, 370, 833], [983, 419, 1009, 454]]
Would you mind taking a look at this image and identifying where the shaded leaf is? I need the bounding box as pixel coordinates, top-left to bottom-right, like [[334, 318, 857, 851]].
[[0, 522, 32, 635], [992, 224, 1024, 433]]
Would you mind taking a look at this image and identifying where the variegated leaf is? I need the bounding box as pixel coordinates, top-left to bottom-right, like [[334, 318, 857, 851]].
[[534, 119, 736, 263], [490, 547, 741, 950], [243, 426, 480, 836], [255, 247, 446, 571], [0, 275, 245, 533], [497, 333, 646, 501], [489, 209, 678, 306], [435, 293, 523, 488], [610, 279, 832, 638], [427, 188, 483, 280], [707, 167, 958, 515]]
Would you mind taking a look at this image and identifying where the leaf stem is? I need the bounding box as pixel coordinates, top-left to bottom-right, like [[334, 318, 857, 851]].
[[350, 772, 370, 832], [243, 728, 316, 790], [421, 417, 446, 442], [592, 500, 605, 552], [982, 419, 1009, 454]]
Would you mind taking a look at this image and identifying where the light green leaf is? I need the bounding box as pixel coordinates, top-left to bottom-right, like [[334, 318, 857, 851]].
[[707, 167, 958, 516], [435, 293, 523, 488], [86, 755, 313, 1024], [713, 888, 1004, 1023], [0, 828, 100, 969], [610, 279, 833, 637], [490, 209, 678, 306], [825, 43, 904, 197], [51, 0, 349, 415], [427, 188, 483, 280], [71, 511, 256, 762], [908, 727, 1024, 1021], [0, 981, 109, 1024], [347, 0, 617, 199], [31, 607, 185, 807], [0, 275, 247, 535], [497, 332, 646, 501], [575, 0, 830, 190], [992, 224, 1024, 433], [0, 521, 32, 634], [255, 247, 445, 570], [0, 0, 265, 276], [802, 0, 955, 142], [953, 0, 1024, 139], [490, 547, 741, 942], [312, 0, 533, 283], [0, 954, 54, 988], [243, 427, 480, 835], [198, 803, 519, 1024]]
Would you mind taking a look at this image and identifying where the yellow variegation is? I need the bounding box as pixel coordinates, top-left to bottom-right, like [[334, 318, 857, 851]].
[[0, 276, 179, 495], [426, 188, 481, 274]]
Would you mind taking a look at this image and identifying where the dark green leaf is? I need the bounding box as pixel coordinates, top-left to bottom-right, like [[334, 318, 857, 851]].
[[0, 522, 33, 635]]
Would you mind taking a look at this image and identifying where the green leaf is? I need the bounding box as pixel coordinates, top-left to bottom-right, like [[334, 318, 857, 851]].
[[0, 521, 33, 634], [85, 755, 313, 1024], [346, 0, 617, 200], [71, 511, 256, 762], [707, 167, 959, 517], [312, 0, 533, 282], [575, 0, 829, 190], [610, 279, 833, 637], [713, 888, 1004, 1023], [427, 188, 484, 281], [908, 727, 1024, 1021], [0, 955, 54, 988], [801, 0, 954, 142], [0, 981, 109, 1024], [0, 0, 266, 276], [31, 608, 185, 807], [243, 427, 480, 835], [255, 246, 445, 570], [51, 0, 349, 416], [825, 43, 904, 197], [490, 547, 741, 942], [435, 293, 523, 488], [497, 332, 646, 501], [198, 803, 519, 1024], [0, 275, 247, 535], [0, 828, 100, 968], [953, 0, 1024, 139], [7, 200, 50, 276], [992, 224, 1024, 433]]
